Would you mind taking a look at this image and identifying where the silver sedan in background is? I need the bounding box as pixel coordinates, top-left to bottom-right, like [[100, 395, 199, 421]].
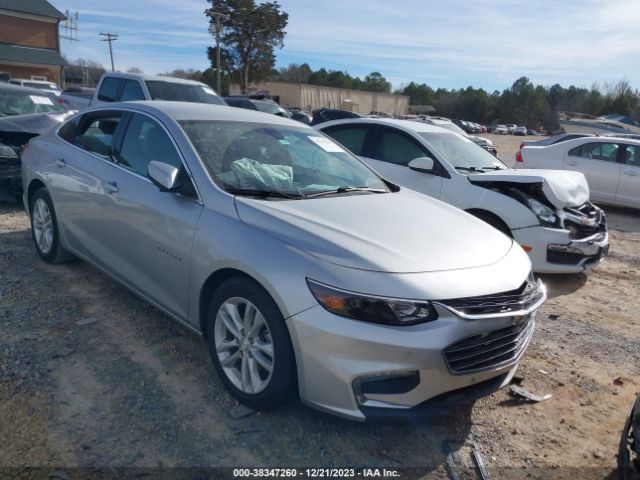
[[22, 102, 545, 421]]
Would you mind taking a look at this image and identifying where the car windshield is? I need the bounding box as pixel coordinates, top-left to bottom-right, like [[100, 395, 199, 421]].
[[24, 82, 57, 91], [0, 89, 65, 115], [436, 122, 468, 136], [420, 132, 508, 172], [145, 81, 227, 105], [181, 120, 388, 197]]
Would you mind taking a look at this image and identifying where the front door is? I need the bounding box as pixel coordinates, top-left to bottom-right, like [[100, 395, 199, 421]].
[[616, 144, 640, 208], [565, 141, 621, 203]]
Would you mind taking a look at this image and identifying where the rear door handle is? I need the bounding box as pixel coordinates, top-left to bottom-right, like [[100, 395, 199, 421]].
[[103, 180, 119, 193], [55, 158, 66, 168], [566, 160, 578, 166], [624, 170, 639, 176]]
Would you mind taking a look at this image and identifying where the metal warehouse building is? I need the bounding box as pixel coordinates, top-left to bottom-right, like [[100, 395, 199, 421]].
[[231, 81, 409, 116]]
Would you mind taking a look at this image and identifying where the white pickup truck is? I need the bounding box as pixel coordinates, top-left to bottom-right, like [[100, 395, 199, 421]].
[[65, 72, 226, 109]]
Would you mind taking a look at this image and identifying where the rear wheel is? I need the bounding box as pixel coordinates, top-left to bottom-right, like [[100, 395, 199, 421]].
[[30, 188, 74, 263], [206, 277, 296, 410]]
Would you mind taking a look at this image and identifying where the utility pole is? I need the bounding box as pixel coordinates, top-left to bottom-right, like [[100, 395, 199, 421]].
[[99, 32, 118, 72], [209, 11, 227, 94]]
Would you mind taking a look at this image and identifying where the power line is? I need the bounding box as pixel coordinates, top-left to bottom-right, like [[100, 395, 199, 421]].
[[99, 32, 118, 72]]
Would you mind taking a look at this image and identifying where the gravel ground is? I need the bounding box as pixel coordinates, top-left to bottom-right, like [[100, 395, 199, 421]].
[[1, 136, 639, 479]]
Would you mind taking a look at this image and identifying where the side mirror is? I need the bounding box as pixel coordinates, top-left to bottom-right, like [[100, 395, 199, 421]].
[[408, 156, 434, 173], [148, 160, 180, 191]]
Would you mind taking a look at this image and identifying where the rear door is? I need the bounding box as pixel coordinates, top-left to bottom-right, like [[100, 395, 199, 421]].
[[616, 144, 640, 208], [564, 141, 622, 203]]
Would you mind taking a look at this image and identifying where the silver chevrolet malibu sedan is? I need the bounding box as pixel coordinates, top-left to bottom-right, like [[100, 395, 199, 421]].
[[22, 101, 545, 421]]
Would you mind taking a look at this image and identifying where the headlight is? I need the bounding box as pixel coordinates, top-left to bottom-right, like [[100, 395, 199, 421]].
[[0, 145, 18, 163], [306, 279, 438, 326], [527, 198, 557, 225]]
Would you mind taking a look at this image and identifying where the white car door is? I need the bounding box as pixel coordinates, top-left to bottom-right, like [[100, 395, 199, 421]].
[[565, 141, 621, 203], [363, 125, 443, 199], [616, 144, 640, 208]]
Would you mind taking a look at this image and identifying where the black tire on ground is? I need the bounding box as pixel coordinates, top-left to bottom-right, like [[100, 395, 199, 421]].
[[206, 276, 296, 410], [29, 188, 74, 263], [470, 210, 513, 238]]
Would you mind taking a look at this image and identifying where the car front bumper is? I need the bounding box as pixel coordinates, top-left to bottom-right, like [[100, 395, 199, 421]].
[[286, 299, 539, 421], [513, 225, 609, 274]]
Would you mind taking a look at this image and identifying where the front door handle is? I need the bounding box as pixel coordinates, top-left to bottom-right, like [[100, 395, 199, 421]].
[[55, 158, 66, 168], [103, 180, 119, 194], [623, 170, 639, 176], [566, 160, 578, 166]]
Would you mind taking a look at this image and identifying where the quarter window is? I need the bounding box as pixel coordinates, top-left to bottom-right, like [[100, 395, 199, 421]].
[[75, 114, 122, 157], [117, 114, 182, 177], [97, 77, 123, 102], [322, 125, 369, 155], [120, 80, 145, 101], [369, 127, 428, 166], [569, 142, 619, 162]]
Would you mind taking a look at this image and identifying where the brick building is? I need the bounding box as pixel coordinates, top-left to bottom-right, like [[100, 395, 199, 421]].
[[0, 0, 67, 86]]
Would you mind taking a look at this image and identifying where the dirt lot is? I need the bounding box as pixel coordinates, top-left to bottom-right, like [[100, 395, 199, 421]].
[[1, 134, 639, 478]]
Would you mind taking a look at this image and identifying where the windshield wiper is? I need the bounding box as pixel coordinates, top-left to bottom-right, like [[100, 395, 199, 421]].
[[224, 187, 304, 199], [453, 166, 483, 172], [303, 187, 388, 198], [479, 165, 507, 171]]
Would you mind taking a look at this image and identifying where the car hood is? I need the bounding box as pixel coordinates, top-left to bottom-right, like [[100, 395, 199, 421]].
[[468, 168, 589, 208], [235, 190, 513, 273], [0, 111, 74, 135]]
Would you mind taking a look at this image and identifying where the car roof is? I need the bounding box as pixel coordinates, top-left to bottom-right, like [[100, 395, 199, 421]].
[[316, 117, 452, 134], [90, 100, 305, 127], [101, 72, 211, 87], [0, 82, 58, 96]]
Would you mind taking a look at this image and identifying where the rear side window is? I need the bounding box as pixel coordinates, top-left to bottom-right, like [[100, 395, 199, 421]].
[[116, 113, 182, 177], [569, 142, 619, 162], [322, 125, 369, 155], [97, 77, 123, 102], [120, 80, 145, 101], [75, 114, 122, 157], [369, 127, 427, 166]]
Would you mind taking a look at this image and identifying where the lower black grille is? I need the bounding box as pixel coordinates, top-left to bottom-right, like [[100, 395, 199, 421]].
[[443, 317, 535, 374]]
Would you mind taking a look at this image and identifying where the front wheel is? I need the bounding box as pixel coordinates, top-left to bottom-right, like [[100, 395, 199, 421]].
[[206, 277, 296, 410]]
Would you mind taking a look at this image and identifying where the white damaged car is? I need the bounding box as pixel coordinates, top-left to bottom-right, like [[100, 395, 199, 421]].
[[318, 118, 609, 274]]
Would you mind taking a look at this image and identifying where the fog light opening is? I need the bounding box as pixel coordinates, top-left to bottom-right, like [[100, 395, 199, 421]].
[[353, 371, 420, 405]]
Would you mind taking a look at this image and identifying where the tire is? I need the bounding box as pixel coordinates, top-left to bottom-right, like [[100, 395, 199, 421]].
[[206, 277, 296, 410], [470, 211, 513, 238], [29, 188, 74, 263]]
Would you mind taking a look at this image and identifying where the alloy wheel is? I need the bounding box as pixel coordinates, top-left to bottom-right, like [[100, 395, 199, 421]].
[[32, 198, 54, 255], [214, 297, 274, 394]]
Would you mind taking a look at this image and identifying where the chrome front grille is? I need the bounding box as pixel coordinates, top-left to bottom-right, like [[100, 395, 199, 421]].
[[443, 316, 535, 374], [435, 278, 546, 319], [562, 202, 606, 239]]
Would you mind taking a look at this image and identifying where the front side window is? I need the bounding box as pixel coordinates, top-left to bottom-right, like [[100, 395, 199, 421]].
[[419, 132, 507, 172], [322, 125, 369, 155], [0, 89, 64, 115], [623, 145, 640, 168], [145, 81, 226, 105], [569, 142, 619, 162], [120, 80, 145, 101], [117, 113, 182, 177], [75, 114, 122, 157], [98, 77, 123, 102], [180, 121, 387, 197], [369, 127, 428, 166]]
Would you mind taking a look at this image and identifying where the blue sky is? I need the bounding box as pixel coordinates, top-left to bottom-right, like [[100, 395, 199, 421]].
[[53, 0, 639, 92]]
